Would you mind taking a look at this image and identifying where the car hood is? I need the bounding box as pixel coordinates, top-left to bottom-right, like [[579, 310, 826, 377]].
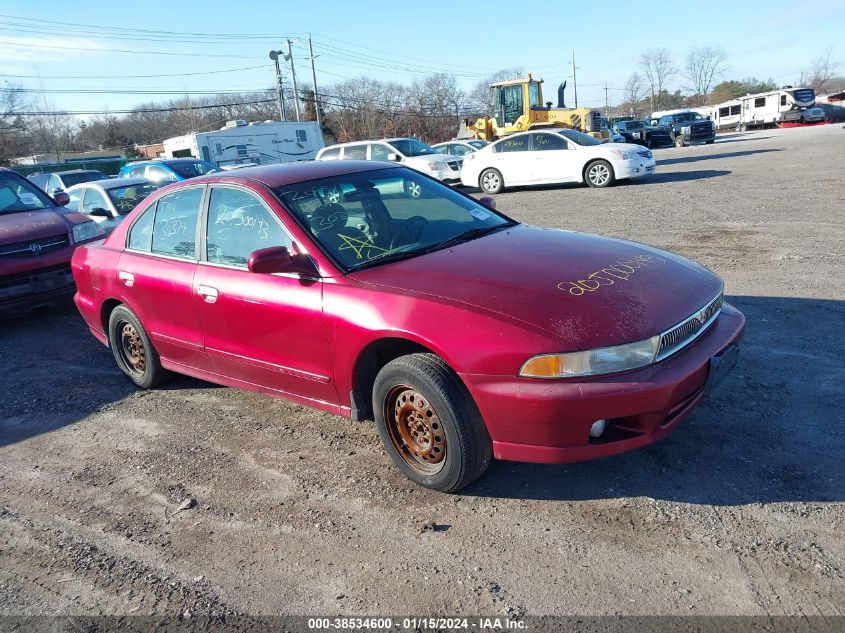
[[407, 153, 458, 164], [349, 224, 723, 350], [0, 208, 77, 245]]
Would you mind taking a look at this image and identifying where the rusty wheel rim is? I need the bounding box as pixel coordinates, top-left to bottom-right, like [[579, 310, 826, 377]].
[[119, 321, 146, 375], [385, 385, 446, 474]]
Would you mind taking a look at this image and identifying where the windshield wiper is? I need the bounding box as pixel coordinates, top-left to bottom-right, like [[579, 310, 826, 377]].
[[346, 243, 424, 272], [426, 223, 514, 252]]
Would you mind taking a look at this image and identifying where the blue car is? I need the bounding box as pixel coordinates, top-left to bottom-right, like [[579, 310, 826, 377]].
[[118, 158, 218, 184]]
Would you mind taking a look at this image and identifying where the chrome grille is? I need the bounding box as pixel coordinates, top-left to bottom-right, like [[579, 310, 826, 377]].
[[637, 150, 653, 159], [0, 234, 70, 258], [447, 160, 462, 170], [656, 292, 724, 361]]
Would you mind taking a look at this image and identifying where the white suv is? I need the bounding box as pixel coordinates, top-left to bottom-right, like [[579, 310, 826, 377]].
[[316, 138, 462, 184]]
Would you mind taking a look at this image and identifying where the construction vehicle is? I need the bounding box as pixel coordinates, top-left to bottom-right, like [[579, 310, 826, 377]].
[[457, 74, 609, 142]]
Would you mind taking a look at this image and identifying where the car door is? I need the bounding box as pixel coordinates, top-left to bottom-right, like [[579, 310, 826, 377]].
[[494, 134, 532, 184], [193, 184, 338, 405], [530, 132, 578, 183], [118, 185, 212, 371]]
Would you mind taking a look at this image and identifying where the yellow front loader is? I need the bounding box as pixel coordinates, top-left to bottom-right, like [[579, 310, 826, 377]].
[[458, 74, 608, 141]]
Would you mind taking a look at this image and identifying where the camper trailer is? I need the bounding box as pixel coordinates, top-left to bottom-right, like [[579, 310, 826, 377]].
[[733, 87, 816, 130], [163, 120, 325, 168]]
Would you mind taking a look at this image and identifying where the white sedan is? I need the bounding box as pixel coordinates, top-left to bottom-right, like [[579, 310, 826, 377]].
[[460, 128, 656, 193], [65, 177, 160, 235]]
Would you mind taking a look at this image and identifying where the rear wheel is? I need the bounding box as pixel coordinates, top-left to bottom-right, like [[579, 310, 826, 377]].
[[108, 305, 170, 389], [373, 354, 492, 493], [584, 160, 615, 188], [479, 168, 504, 194]]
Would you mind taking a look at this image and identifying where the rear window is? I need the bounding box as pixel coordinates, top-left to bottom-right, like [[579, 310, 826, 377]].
[[166, 161, 217, 179], [61, 171, 108, 187]]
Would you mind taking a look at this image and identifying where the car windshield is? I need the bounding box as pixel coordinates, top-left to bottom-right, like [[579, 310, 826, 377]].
[[275, 167, 515, 271], [555, 129, 603, 146], [675, 112, 704, 122], [623, 121, 645, 130], [387, 139, 437, 157], [106, 182, 160, 215], [0, 172, 55, 214], [468, 140, 489, 149], [167, 161, 218, 178], [61, 171, 108, 187]]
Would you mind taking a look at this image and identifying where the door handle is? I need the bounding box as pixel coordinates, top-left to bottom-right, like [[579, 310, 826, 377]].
[[118, 271, 134, 287], [197, 285, 219, 304]]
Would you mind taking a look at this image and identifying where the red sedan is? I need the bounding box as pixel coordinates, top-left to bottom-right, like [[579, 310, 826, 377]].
[[71, 161, 745, 492]]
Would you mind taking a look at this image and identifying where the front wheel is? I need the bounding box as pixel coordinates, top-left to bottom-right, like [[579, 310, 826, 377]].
[[705, 139, 715, 144], [479, 168, 504, 194], [373, 354, 492, 493], [584, 159, 615, 188], [674, 134, 686, 148], [403, 179, 423, 199], [108, 305, 171, 388]]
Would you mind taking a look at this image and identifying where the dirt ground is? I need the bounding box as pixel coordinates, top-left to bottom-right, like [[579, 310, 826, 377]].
[[1, 125, 843, 623]]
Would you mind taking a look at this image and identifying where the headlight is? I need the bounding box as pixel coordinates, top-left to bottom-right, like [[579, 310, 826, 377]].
[[610, 149, 636, 160], [681, 125, 691, 134], [427, 161, 447, 171], [519, 335, 661, 378], [72, 221, 104, 243]]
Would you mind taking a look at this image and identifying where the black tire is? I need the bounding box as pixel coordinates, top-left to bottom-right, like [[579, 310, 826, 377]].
[[108, 305, 171, 389], [584, 159, 615, 188], [373, 353, 492, 493], [705, 140, 715, 144], [645, 138, 653, 149], [674, 134, 685, 148], [478, 168, 504, 194]]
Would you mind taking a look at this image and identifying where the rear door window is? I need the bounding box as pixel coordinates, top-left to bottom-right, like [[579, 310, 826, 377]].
[[127, 204, 156, 252], [499, 136, 530, 152], [342, 145, 367, 160], [320, 147, 340, 160], [151, 187, 203, 259]]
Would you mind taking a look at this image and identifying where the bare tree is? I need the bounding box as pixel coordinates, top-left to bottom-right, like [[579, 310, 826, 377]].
[[806, 46, 841, 93], [0, 83, 33, 163], [639, 48, 677, 112], [685, 46, 728, 105], [623, 72, 644, 117]]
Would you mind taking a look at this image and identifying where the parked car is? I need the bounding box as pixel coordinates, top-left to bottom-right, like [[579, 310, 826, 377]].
[[0, 167, 104, 316], [71, 161, 745, 492], [28, 170, 110, 195], [432, 140, 489, 156], [65, 178, 160, 235], [800, 107, 826, 123], [460, 129, 656, 193], [316, 138, 463, 194], [117, 158, 218, 184], [613, 121, 673, 148], [652, 111, 716, 147]]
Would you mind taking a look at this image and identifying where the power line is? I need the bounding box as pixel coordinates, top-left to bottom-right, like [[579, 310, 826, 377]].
[[0, 39, 256, 59], [0, 64, 268, 80], [15, 98, 275, 116]]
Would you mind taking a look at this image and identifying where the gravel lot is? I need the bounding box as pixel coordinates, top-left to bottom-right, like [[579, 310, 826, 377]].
[[1, 125, 843, 622]]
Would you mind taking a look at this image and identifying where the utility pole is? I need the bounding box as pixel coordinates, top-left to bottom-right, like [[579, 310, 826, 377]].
[[269, 50, 286, 122], [571, 51, 579, 109], [308, 35, 322, 130], [286, 39, 301, 122], [604, 83, 610, 120]]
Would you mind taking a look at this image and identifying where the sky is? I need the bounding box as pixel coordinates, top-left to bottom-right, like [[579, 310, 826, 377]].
[[0, 0, 842, 120]]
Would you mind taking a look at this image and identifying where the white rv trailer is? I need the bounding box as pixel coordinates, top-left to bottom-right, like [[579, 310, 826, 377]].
[[163, 120, 325, 168], [732, 87, 816, 130]]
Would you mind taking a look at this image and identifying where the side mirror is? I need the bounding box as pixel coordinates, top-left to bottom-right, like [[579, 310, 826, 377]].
[[248, 246, 318, 276], [88, 207, 112, 218], [478, 196, 497, 210], [386, 153, 401, 162], [53, 191, 70, 207]]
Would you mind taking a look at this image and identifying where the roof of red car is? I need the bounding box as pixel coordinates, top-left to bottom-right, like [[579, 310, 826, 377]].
[[194, 160, 391, 188]]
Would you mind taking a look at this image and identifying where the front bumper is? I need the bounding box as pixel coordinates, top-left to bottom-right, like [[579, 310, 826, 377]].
[[461, 303, 746, 464], [0, 264, 76, 316], [614, 157, 656, 179]]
